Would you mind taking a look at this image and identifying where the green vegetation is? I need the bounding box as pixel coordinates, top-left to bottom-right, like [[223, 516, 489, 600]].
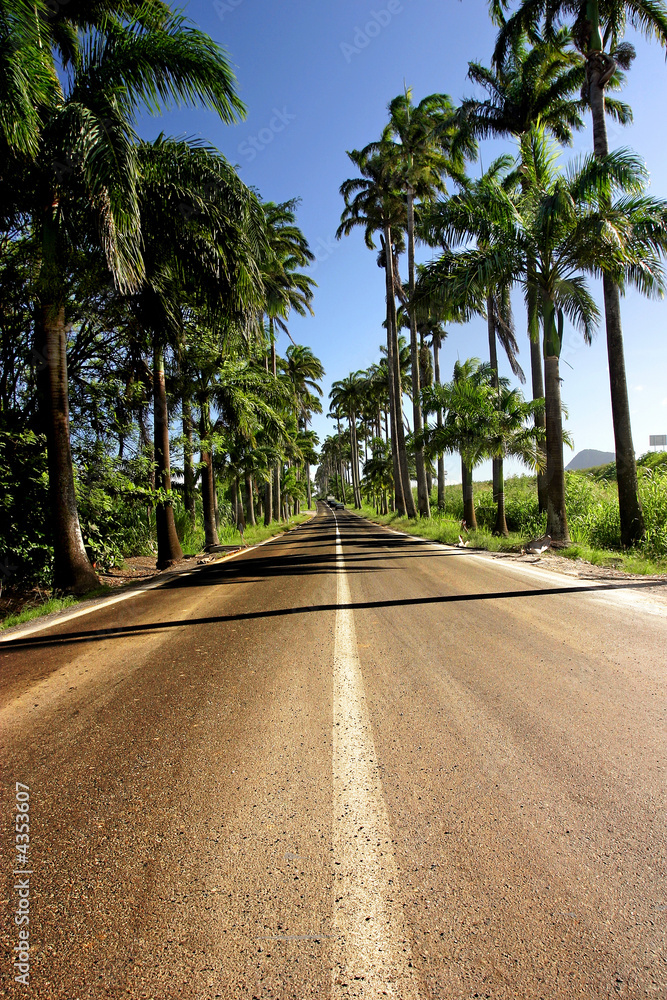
[[356, 461, 667, 575], [323, 0, 667, 562], [0, 1, 324, 598], [2, 1, 666, 594], [1, 596, 81, 632]]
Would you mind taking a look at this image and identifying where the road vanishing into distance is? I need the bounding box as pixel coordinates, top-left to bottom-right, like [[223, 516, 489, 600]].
[[1, 503, 666, 999]]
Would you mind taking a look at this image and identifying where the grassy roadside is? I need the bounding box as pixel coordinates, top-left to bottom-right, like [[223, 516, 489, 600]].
[[354, 504, 667, 576], [0, 595, 81, 631], [0, 510, 316, 631]]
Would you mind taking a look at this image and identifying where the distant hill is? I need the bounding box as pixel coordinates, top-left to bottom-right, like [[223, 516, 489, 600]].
[[566, 449, 615, 471]]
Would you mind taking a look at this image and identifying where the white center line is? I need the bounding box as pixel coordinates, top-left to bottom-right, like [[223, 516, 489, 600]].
[[331, 523, 422, 999]]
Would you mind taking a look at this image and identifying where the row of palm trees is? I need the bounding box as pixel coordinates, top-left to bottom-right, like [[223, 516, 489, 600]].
[[318, 340, 543, 536], [0, 1, 324, 591], [332, 0, 667, 544]]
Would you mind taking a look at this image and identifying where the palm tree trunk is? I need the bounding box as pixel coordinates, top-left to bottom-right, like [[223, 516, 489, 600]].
[[487, 295, 508, 535], [245, 472, 256, 527], [352, 419, 360, 506], [306, 462, 312, 509], [199, 401, 219, 549], [153, 340, 183, 568], [529, 321, 548, 514], [432, 336, 446, 510], [382, 230, 406, 516], [407, 188, 430, 518], [182, 394, 196, 529], [264, 477, 272, 526], [35, 296, 99, 593], [350, 413, 362, 507], [384, 228, 417, 518], [544, 354, 570, 543], [461, 460, 477, 530], [272, 464, 281, 521], [270, 327, 282, 522], [588, 47, 644, 546], [139, 407, 154, 490]]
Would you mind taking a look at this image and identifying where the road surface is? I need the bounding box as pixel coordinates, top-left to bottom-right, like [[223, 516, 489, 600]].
[[1, 504, 666, 998]]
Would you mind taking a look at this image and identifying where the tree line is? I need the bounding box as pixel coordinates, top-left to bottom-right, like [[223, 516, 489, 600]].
[[325, 0, 667, 545], [0, 0, 325, 594]]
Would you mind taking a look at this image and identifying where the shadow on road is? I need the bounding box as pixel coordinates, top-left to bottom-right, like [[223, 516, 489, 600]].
[[5, 578, 665, 650]]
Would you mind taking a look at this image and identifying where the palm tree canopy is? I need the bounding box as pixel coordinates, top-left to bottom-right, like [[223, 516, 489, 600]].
[[492, 0, 667, 64], [419, 127, 667, 358], [4, 4, 248, 295], [338, 145, 407, 249]]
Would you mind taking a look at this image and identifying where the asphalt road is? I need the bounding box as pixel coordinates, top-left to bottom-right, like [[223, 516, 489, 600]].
[[1, 504, 666, 999]]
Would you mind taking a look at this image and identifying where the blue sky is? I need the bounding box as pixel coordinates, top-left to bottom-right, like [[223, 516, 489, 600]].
[[146, 0, 667, 481]]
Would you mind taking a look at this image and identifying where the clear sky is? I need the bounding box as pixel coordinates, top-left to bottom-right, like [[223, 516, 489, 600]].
[[145, 0, 667, 481]]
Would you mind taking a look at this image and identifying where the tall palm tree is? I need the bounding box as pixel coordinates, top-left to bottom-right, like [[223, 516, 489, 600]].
[[338, 147, 416, 517], [375, 89, 475, 517], [132, 136, 265, 566], [281, 344, 324, 509], [330, 373, 366, 508], [460, 26, 614, 513], [4, 6, 247, 590], [492, 0, 667, 545], [258, 200, 315, 523]]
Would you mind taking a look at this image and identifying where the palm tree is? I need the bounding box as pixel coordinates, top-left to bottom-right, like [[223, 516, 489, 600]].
[[408, 281, 476, 510], [212, 358, 291, 527], [422, 157, 526, 534], [421, 127, 667, 542], [131, 136, 264, 566], [258, 200, 315, 523], [281, 344, 324, 509], [423, 359, 544, 528], [423, 358, 495, 529], [363, 438, 394, 514], [5, 6, 247, 590], [492, 0, 667, 544], [330, 373, 367, 508], [338, 147, 416, 517], [460, 26, 612, 514], [427, 322, 448, 509], [375, 89, 475, 517]]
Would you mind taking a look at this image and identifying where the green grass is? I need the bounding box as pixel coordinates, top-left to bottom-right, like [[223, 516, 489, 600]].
[[1, 595, 80, 630], [0, 582, 122, 631], [357, 503, 526, 551], [356, 465, 667, 576]]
